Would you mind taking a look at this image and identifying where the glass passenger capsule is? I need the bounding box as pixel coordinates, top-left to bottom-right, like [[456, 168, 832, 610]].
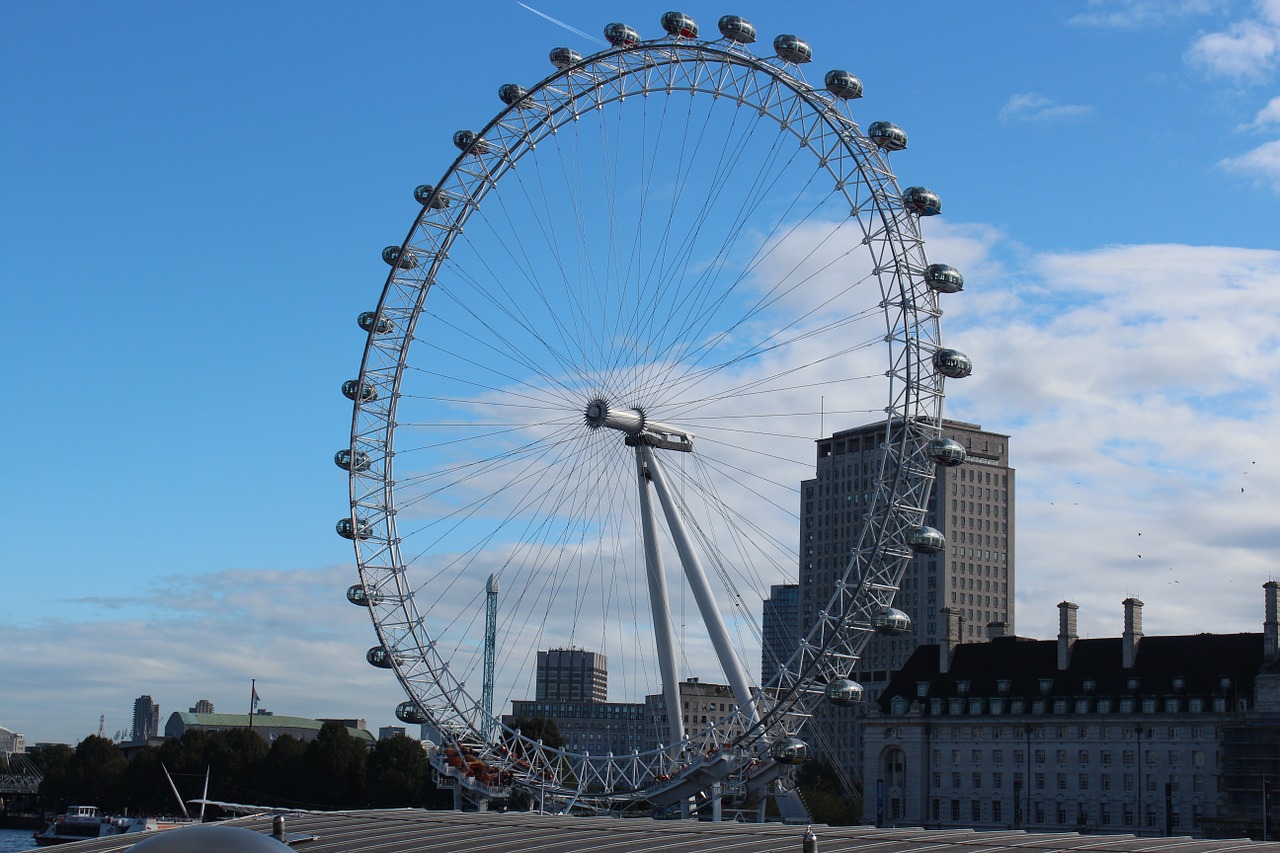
[[773, 34, 812, 64], [396, 701, 430, 725], [717, 15, 756, 43], [933, 348, 973, 378], [769, 737, 810, 765], [498, 83, 529, 108], [453, 129, 490, 154], [907, 525, 946, 554], [366, 646, 395, 668], [661, 11, 698, 38], [336, 517, 372, 541], [604, 22, 641, 47], [824, 70, 863, 100], [903, 186, 942, 216], [357, 311, 392, 334], [382, 246, 417, 269], [549, 47, 582, 69], [868, 121, 907, 151], [824, 678, 865, 707], [413, 184, 450, 209], [341, 379, 378, 403], [925, 264, 964, 294], [346, 584, 379, 606], [334, 448, 371, 472], [927, 437, 967, 467], [872, 606, 912, 636]]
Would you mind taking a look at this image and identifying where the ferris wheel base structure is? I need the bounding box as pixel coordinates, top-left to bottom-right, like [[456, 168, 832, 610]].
[[342, 10, 973, 823]]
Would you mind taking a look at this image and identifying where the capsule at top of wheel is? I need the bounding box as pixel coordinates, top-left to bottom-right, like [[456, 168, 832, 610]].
[[336, 517, 372, 541], [334, 448, 371, 472], [396, 701, 430, 725], [366, 645, 396, 668], [550, 46, 582, 69], [907, 525, 946, 554], [927, 437, 967, 467], [717, 15, 756, 43], [453, 130, 490, 155], [341, 379, 378, 403], [499, 83, 530, 108], [773, 34, 812, 64], [824, 678, 864, 707], [873, 606, 912, 636], [769, 737, 809, 765], [358, 311, 393, 335], [824, 70, 863, 100], [925, 264, 964, 294], [868, 121, 908, 151], [604, 22, 641, 47], [933, 348, 973, 378], [346, 583, 381, 606], [903, 186, 942, 216], [414, 184, 451, 209], [661, 12, 698, 38], [382, 245, 417, 269]]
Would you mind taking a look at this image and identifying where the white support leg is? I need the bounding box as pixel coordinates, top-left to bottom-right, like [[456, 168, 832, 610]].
[[635, 445, 686, 756], [642, 445, 758, 724]]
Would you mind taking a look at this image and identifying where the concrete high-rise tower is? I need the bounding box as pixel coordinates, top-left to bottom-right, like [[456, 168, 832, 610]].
[[132, 694, 160, 741], [798, 418, 1014, 780], [536, 648, 608, 703], [761, 584, 799, 684]]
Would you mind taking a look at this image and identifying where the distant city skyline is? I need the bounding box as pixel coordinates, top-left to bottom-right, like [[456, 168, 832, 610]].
[[4, 1, 1279, 745]]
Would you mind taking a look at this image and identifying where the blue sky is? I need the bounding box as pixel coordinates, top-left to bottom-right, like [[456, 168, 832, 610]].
[[2, 0, 1279, 745]]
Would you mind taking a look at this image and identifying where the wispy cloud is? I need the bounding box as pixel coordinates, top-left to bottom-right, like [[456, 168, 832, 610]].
[[1186, 1, 1280, 81], [1219, 138, 1280, 191], [1071, 0, 1222, 28], [1240, 94, 1280, 129], [999, 92, 1093, 124]]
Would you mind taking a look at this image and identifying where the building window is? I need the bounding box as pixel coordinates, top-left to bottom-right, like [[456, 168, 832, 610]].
[[1101, 749, 1112, 766], [951, 800, 961, 822], [952, 772, 962, 788], [973, 772, 982, 789], [971, 800, 982, 822], [993, 771, 1003, 789], [992, 800, 1002, 823], [1035, 772, 1045, 790], [1079, 773, 1089, 791], [1056, 772, 1067, 791], [993, 748, 1003, 764]]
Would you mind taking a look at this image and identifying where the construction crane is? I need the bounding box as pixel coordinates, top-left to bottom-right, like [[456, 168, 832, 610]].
[[482, 574, 498, 725]]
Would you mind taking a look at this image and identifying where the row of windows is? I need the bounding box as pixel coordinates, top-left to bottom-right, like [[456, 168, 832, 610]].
[[891, 695, 1235, 716], [928, 798, 1198, 830], [932, 770, 1212, 792]]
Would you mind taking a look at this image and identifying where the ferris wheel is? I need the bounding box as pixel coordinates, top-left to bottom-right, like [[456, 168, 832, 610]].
[[339, 11, 970, 817]]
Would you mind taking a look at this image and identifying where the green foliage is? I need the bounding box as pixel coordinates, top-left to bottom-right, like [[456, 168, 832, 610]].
[[795, 760, 860, 826], [506, 716, 565, 750], [304, 721, 368, 806], [367, 734, 436, 807], [255, 734, 309, 806]]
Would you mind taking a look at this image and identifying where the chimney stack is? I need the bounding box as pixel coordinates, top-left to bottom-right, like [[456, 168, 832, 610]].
[[940, 608, 965, 674], [1265, 582, 1280, 665], [1058, 601, 1079, 670], [1122, 597, 1144, 669], [987, 621, 1008, 640]]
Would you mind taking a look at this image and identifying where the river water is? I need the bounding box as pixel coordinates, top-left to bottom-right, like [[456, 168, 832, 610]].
[[0, 828, 37, 851]]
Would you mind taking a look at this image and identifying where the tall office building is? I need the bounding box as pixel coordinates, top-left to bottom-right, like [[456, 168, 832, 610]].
[[761, 584, 800, 684], [799, 419, 1014, 780], [536, 648, 608, 703], [131, 695, 160, 741]]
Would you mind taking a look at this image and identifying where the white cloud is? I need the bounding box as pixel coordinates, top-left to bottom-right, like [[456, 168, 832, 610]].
[[940, 236, 1280, 640], [1186, 1, 1280, 81], [999, 92, 1093, 124], [1071, 0, 1222, 28], [1241, 94, 1280, 128], [1219, 138, 1280, 190]]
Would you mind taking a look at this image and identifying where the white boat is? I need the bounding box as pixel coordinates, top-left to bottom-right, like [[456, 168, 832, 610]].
[[32, 805, 159, 846]]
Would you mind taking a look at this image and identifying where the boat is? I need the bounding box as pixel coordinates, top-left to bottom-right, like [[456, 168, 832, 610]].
[[32, 805, 160, 846]]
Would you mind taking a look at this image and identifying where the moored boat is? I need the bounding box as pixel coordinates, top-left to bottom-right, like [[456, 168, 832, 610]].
[[32, 805, 158, 846]]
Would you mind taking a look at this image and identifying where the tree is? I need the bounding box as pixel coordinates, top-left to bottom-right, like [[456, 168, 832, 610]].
[[366, 735, 435, 807], [304, 722, 367, 806], [66, 736, 128, 811], [506, 717, 565, 751], [796, 760, 860, 826], [255, 734, 309, 807]]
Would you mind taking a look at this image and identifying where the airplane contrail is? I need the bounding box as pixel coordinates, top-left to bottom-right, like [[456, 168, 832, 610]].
[[517, 2, 608, 46]]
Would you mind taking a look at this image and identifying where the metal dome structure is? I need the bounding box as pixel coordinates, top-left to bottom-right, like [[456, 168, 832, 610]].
[[340, 12, 970, 819]]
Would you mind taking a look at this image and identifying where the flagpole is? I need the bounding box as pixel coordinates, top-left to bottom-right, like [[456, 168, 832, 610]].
[[249, 679, 255, 730]]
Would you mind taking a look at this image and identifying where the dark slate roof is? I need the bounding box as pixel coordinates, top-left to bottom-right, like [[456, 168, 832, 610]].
[[877, 633, 1264, 711], [44, 809, 1280, 853]]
